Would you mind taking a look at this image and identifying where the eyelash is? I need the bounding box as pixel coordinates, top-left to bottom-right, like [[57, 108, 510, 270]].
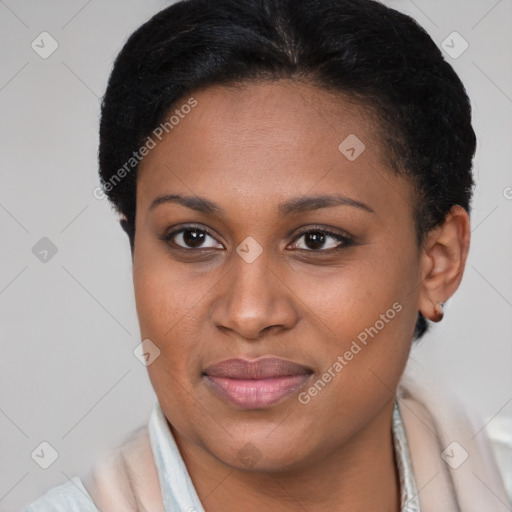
[[160, 224, 355, 253]]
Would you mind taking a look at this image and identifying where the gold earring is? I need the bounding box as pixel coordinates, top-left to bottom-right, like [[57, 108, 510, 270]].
[[433, 301, 444, 322]]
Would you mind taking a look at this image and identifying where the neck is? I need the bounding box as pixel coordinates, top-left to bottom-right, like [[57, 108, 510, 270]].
[[170, 399, 400, 512]]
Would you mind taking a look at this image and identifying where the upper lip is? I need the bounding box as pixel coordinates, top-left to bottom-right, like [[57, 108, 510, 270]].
[[203, 357, 314, 379]]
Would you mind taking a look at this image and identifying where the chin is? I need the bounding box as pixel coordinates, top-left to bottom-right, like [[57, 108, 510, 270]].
[[204, 426, 317, 474]]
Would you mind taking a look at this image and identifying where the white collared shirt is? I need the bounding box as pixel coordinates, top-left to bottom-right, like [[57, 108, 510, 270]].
[[22, 400, 510, 511]]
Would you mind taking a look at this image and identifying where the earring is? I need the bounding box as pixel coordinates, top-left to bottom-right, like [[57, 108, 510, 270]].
[[433, 302, 444, 322]]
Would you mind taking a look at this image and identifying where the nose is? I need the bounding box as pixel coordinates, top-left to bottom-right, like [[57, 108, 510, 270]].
[[210, 246, 299, 340]]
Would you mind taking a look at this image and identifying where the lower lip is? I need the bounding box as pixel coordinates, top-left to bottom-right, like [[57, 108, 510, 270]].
[[204, 374, 312, 409]]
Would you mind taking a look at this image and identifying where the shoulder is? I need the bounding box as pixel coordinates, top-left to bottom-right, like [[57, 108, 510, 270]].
[[22, 476, 99, 512], [22, 404, 163, 512], [486, 416, 512, 505], [398, 369, 512, 507]]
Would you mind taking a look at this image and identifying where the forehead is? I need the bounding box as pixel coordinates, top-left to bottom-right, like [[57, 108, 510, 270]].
[[136, 80, 407, 218]]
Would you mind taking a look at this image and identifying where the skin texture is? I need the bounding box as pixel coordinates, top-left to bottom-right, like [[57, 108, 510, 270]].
[[132, 80, 470, 511]]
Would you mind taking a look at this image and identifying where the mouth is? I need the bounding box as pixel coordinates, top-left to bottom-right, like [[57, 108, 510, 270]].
[[203, 356, 314, 409]]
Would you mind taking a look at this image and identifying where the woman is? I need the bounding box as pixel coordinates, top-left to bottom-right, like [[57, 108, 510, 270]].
[[23, 0, 511, 510]]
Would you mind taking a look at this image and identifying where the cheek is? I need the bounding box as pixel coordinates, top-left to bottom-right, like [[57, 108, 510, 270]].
[[293, 247, 418, 401], [133, 265, 200, 424], [133, 233, 203, 338], [132, 239, 224, 395], [132, 252, 222, 441], [288, 247, 417, 340], [132, 245, 196, 377]]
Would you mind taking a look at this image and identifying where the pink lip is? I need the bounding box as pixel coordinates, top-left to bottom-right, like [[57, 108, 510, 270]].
[[203, 357, 313, 409]]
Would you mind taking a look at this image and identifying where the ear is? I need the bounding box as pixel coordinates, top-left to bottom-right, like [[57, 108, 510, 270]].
[[119, 214, 135, 260], [418, 205, 471, 322]]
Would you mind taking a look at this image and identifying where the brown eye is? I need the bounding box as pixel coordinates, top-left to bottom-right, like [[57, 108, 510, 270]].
[[164, 226, 223, 250], [290, 228, 354, 252]]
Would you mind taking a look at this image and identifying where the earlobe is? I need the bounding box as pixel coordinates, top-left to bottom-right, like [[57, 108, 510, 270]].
[[120, 214, 130, 235], [418, 205, 470, 322], [119, 214, 135, 260], [432, 301, 444, 322]]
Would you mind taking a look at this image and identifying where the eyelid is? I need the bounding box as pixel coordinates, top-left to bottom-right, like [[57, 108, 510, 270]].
[[291, 224, 353, 240]]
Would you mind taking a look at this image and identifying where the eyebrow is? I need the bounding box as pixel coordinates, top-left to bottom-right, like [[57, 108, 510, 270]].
[[149, 193, 375, 216]]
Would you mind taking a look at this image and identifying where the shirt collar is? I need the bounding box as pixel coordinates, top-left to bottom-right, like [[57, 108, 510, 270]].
[[149, 402, 206, 512], [149, 401, 421, 512], [393, 401, 421, 511]]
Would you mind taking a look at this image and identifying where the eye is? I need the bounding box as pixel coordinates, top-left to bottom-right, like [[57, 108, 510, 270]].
[[162, 225, 223, 250], [161, 225, 355, 253], [288, 227, 354, 252]]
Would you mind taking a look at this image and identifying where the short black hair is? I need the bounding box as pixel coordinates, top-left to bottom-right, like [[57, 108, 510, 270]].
[[98, 0, 476, 340]]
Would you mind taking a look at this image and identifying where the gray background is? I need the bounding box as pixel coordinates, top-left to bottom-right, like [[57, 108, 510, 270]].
[[1, 0, 511, 510]]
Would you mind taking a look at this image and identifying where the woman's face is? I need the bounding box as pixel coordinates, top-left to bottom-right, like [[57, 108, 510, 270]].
[[133, 80, 422, 471]]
